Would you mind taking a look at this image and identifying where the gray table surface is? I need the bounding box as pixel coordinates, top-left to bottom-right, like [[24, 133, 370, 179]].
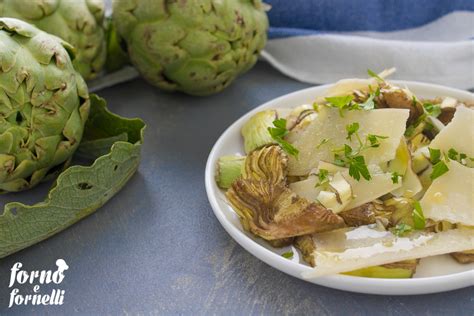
[[0, 62, 473, 315]]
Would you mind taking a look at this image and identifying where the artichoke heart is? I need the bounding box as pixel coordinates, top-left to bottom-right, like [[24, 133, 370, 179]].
[[226, 146, 345, 240], [0, 18, 89, 192]]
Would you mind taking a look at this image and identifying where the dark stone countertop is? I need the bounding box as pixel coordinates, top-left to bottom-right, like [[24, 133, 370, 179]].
[[1, 62, 473, 315]]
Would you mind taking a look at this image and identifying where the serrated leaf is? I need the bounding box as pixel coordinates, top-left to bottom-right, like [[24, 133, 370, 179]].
[[0, 94, 146, 258]]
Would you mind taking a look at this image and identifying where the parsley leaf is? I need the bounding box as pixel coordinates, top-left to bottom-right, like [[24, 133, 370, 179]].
[[268, 119, 299, 158], [281, 251, 294, 259], [358, 89, 380, 110], [325, 95, 355, 116], [430, 161, 449, 180], [423, 102, 442, 118], [316, 138, 330, 149], [346, 122, 360, 141], [393, 223, 413, 237], [316, 169, 330, 187], [367, 134, 388, 148], [367, 69, 383, 81], [391, 172, 401, 184], [325, 95, 354, 108], [428, 147, 441, 164], [447, 148, 459, 160], [348, 155, 371, 181], [412, 201, 426, 230]]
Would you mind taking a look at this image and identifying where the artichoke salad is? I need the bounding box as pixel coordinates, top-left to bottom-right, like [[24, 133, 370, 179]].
[[215, 69, 474, 278], [0, 18, 145, 258]]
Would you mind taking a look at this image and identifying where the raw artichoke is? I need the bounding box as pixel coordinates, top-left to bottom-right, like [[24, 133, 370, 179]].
[[0, 0, 106, 80], [0, 18, 89, 193], [112, 0, 269, 96]]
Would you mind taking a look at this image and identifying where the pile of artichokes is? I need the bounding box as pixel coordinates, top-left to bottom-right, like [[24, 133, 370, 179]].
[[0, 0, 268, 257], [0, 0, 269, 193]]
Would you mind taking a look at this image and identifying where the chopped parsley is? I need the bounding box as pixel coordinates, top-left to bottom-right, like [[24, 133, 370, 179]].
[[428, 147, 441, 164], [347, 155, 371, 181], [447, 148, 471, 166], [412, 201, 426, 230], [393, 223, 413, 237], [430, 161, 449, 180], [316, 138, 330, 149], [423, 102, 442, 118], [268, 119, 299, 158], [366, 134, 388, 148], [358, 88, 380, 110], [316, 169, 330, 187], [281, 251, 294, 259], [345, 122, 360, 141], [332, 124, 389, 181], [367, 69, 383, 81], [325, 95, 355, 116], [391, 172, 401, 184]]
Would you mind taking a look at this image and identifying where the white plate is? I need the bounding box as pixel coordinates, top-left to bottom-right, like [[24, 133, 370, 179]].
[[205, 81, 474, 295]]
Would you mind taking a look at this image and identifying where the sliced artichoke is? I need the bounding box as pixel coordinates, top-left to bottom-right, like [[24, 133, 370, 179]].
[[294, 234, 316, 267], [450, 250, 474, 264], [241, 110, 277, 153], [339, 203, 378, 227], [0, 18, 89, 193], [226, 146, 345, 240], [378, 85, 424, 124], [215, 155, 245, 189], [1, 0, 107, 80], [343, 260, 419, 278]]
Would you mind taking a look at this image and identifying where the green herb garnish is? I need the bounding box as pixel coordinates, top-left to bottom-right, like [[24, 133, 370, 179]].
[[316, 169, 330, 187], [412, 201, 426, 230], [447, 148, 459, 160], [325, 95, 355, 116], [367, 69, 383, 81], [428, 147, 441, 164], [393, 223, 413, 237], [358, 88, 380, 110], [281, 251, 294, 259], [423, 102, 442, 118], [391, 172, 401, 184], [316, 138, 330, 149], [367, 134, 388, 148], [430, 161, 449, 180], [268, 119, 299, 158], [346, 122, 360, 141]]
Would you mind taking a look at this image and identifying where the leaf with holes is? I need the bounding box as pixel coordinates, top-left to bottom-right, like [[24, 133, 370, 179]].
[[0, 95, 146, 258]]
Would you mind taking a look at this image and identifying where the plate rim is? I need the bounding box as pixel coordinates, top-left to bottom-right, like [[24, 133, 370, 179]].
[[205, 80, 474, 295]]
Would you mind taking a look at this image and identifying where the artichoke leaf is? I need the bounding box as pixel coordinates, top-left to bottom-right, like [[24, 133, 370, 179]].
[[0, 95, 146, 258]]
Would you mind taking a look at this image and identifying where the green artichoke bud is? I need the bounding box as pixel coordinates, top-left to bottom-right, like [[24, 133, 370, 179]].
[[112, 0, 269, 96], [0, 18, 90, 193], [0, 0, 106, 80]]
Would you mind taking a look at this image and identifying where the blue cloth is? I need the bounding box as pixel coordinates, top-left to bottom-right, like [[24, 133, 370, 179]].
[[265, 0, 474, 38], [260, 0, 474, 88]]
